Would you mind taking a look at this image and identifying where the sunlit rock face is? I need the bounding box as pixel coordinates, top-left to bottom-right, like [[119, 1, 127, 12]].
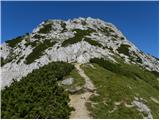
[[1, 17, 158, 88]]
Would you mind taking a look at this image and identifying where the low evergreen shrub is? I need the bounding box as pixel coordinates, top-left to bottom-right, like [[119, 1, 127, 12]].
[[62, 29, 95, 47], [84, 38, 103, 47], [117, 44, 130, 56], [6, 36, 23, 48], [25, 40, 56, 64], [1, 62, 74, 119]]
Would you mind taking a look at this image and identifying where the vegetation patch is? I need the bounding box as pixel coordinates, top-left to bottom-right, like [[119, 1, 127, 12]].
[[84, 38, 103, 47], [38, 23, 52, 34], [109, 28, 115, 33], [1, 53, 18, 66], [90, 58, 121, 73], [117, 44, 130, 56], [25, 40, 56, 64], [136, 57, 142, 64], [62, 29, 95, 47], [130, 51, 143, 64], [99, 27, 110, 36], [1, 57, 6, 66], [82, 60, 158, 118], [16, 56, 25, 64], [120, 37, 125, 40], [1, 62, 74, 119], [5, 36, 24, 48], [61, 22, 67, 32], [108, 47, 113, 51], [25, 40, 37, 47], [111, 38, 117, 41], [111, 34, 118, 39], [151, 70, 159, 78], [81, 21, 87, 25], [33, 34, 46, 39], [90, 58, 158, 90], [99, 27, 121, 40]]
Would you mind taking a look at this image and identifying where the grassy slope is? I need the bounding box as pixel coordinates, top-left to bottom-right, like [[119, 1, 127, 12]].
[[82, 63, 158, 119]]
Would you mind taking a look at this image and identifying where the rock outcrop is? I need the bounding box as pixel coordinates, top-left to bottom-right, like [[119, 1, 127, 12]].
[[1, 17, 158, 88]]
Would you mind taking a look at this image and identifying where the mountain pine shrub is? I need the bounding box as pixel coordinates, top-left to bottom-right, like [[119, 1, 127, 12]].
[[84, 38, 103, 47], [62, 28, 95, 47], [38, 23, 52, 33], [25, 40, 56, 64], [1, 62, 74, 119], [5, 36, 24, 48], [117, 44, 130, 56]]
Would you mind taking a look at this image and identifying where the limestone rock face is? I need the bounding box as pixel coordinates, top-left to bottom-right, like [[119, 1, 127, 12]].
[[1, 17, 158, 88]]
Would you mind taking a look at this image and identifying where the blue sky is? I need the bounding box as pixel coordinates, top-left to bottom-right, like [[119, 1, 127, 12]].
[[1, 1, 159, 57]]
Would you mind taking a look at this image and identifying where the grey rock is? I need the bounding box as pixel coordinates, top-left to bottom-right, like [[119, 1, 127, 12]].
[[132, 100, 153, 119], [1, 17, 158, 88], [62, 77, 74, 85]]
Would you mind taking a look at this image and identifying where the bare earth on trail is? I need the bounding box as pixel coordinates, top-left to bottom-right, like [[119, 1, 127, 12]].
[[69, 92, 92, 118], [69, 64, 95, 119]]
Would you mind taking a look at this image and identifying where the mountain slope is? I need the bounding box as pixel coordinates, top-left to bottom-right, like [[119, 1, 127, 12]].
[[84, 58, 158, 118], [1, 17, 159, 119], [1, 62, 74, 118], [1, 17, 158, 88]]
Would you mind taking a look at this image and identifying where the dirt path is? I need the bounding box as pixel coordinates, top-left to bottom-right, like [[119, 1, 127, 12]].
[[69, 64, 95, 119], [69, 92, 92, 118], [75, 64, 95, 91]]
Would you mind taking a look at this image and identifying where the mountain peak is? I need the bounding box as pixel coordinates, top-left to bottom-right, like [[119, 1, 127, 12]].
[[1, 17, 158, 88]]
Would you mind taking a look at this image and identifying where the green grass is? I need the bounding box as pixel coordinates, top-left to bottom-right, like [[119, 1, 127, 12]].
[[1, 62, 74, 119], [90, 58, 158, 90], [62, 29, 95, 47], [151, 70, 159, 78], [84, 38, 103, 47], [5, 36, 23, 48], [82, 60, 158, 118], [25, 40, 56, 64]]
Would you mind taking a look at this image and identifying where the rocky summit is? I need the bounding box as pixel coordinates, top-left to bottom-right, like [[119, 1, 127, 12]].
[[1, 17, 159, 119]]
